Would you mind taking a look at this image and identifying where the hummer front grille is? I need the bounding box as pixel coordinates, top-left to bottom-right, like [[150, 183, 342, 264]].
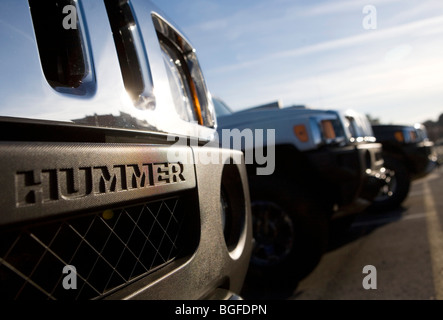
[[0, 195, 195, 300]]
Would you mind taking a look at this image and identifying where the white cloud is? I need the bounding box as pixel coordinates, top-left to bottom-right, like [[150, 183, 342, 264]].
[[300, 0, 401, 17], [208, 14, 443, 75]]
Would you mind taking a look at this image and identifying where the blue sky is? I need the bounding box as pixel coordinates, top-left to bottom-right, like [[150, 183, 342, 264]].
[[151, 0, 443, 125]]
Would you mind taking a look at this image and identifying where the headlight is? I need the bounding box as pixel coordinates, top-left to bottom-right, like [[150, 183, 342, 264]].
[[410, 130, 418, 142], [320, 120, 337, 140], [319, 118, 345, 145], [160, 42, 196, 123], [154, 14, 215, 128], [220, 164, 246, 258]]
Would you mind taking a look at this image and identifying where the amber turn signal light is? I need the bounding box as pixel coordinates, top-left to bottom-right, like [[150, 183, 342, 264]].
[[294, 124, 309, 142], [394, 131, 404, 142]]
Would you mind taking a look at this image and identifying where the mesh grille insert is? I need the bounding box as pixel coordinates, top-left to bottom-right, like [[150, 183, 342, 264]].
[[0, 196, 191, 300]]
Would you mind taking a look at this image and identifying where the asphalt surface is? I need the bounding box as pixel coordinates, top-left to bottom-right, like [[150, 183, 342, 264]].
[[291, 164, 443, 300]]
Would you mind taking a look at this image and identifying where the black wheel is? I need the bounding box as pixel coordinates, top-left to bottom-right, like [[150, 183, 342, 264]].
[[372, 157, 410, 210], [244, 176, 331, 290], [250, 200, 294, 268]]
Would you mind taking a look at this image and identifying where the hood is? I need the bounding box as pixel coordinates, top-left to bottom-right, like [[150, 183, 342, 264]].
[[216, 107, 335, 130]]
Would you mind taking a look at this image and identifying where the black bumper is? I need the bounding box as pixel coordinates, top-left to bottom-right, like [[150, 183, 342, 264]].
[[306, 142, 386, 217], [402, 141, 438, 180]]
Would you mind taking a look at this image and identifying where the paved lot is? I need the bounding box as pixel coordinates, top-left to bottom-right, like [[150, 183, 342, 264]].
[[291, 164, 443, 300]]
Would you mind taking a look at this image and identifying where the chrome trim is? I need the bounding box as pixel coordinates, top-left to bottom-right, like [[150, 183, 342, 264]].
[[0, 0, 215, 141]]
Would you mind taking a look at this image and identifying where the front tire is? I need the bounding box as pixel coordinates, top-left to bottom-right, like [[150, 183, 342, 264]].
[[244, 176, 330, 290], [372, 156, 410, 210]]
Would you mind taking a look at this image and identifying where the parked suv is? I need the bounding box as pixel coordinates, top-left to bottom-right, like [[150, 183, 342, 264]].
[[0, 0, 252, 300], [371, 123, 438, 209], [213, 98, 386, 287]]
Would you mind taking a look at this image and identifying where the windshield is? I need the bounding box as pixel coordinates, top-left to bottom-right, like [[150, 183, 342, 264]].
[[212, 97, 233, 117]]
